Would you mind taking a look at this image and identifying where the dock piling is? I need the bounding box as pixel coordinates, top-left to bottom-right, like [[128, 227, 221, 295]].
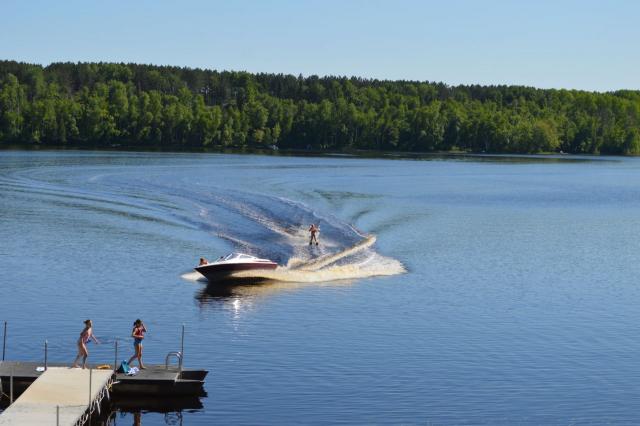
[[2, 321, 6, 361], [114, 339, 119, 373], [9, 367, 13, 404], [181, 324, 185, 367], [44, 339, 48, 371], [88, 368, 93, 424]]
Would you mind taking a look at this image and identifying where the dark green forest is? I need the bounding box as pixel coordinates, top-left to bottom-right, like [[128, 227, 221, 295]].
[[1, 60, 639, 154]]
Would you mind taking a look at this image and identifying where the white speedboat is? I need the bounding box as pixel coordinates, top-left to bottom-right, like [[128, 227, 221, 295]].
[[195, 253, 278, 281]]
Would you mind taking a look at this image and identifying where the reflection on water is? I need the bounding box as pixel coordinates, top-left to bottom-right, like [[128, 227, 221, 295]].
[[1, 396, 200, 425], [381, 151, 620, 163], [193, 274, 363, 338], [196, 278, 356, 312], [106, 410, 184, 426]]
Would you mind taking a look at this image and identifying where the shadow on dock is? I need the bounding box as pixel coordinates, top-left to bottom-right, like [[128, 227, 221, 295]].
[[111, 394, 204, 412]]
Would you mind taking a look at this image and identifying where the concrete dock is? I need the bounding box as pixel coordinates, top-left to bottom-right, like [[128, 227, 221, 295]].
[[0, 367, 113, 425], [0, 361, 207, 398]]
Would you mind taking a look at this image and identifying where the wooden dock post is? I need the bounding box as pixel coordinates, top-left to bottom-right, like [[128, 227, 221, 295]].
[[2, 321, 6, 361], [44, 340, 48, 371], [88, 368, 93, 424], [114, 339, 118, 373], [9, 367, 13, 404], [181, 324, 185, 367]]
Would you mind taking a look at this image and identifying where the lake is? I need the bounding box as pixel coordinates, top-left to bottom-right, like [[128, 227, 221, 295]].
[[2, 150, 640, 425]]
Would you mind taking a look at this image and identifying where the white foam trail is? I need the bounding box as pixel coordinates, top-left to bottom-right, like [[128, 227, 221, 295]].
[[231, 256, 405, 283], [292, 235, 377, 271], [201, 235, 405, 284], [181, 271, 207, 282]]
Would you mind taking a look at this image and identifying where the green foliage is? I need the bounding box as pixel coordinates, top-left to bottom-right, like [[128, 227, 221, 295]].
[[0, 60, 639, 154]]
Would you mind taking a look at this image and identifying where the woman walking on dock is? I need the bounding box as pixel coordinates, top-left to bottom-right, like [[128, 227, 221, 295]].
[[128, 319, 147, 369], [72, 319, 100, 369]]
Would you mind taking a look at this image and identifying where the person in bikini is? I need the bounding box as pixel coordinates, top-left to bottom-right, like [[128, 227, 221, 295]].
[[128, 319, 147, 369], [309, 224, 319, 246], [72, 319, 100, 369]]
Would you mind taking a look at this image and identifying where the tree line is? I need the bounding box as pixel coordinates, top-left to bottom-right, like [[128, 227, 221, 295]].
[[1, 60, 639, 154]]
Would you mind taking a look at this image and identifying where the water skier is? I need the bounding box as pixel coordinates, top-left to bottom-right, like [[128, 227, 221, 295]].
[[309, 224, 319, 246]]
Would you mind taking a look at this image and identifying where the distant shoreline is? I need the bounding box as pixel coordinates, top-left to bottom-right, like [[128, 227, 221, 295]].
[[0, 144, 617, 163]]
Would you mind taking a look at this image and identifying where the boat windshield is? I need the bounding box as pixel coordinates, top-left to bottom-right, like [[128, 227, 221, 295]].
[[221, 253, 257, 261]]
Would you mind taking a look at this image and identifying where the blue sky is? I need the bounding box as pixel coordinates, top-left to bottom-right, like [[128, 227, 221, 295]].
[[1, 0, 638, 91]]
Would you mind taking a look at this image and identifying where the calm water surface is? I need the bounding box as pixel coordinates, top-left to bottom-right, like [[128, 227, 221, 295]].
[[2, 151, 640, 425]]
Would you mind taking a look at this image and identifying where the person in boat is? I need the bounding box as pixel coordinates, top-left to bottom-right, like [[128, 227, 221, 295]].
[[72, 319, 100, 369], [199, 257, 208, 266], [128, 319, 147, 369], [309, 223, 319, 246]]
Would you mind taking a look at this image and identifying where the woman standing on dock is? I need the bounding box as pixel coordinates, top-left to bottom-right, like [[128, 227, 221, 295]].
[[128, 319, 147, 369], [72, 319, 100, 369]]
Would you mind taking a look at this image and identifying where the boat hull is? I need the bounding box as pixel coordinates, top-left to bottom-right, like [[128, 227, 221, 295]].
[[195, 262, 278, 282]]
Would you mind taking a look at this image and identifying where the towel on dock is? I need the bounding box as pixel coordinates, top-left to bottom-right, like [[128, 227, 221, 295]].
[[117, 360, 130, 373], [126, 366, 139, 376]]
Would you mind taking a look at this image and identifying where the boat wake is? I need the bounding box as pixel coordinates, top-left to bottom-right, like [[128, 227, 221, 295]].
[[172, 184, 405, 285], [291, 235, 378, 271], [0, 157, 405, 286], [182, 233, 404, 284]]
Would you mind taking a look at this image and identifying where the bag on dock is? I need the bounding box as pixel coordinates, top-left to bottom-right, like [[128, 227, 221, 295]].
[[117, 360, 130, 374]]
